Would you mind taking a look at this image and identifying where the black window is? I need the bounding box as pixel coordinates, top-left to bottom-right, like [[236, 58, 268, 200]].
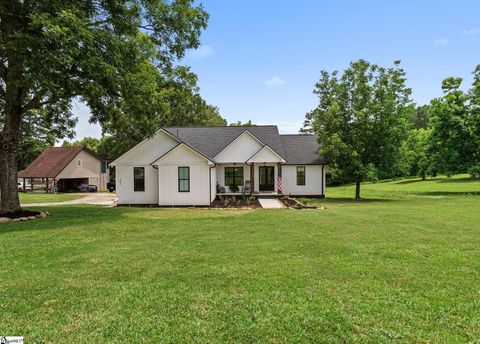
[[225, 167, 244, 187], [134, 167, 145, 191], [178, 166, 190, 192], [101, 161, 107, 174], [297, 166, 305, 185]]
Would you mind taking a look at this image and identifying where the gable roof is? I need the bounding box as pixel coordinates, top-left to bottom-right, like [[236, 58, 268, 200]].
[[162, 126, 286, 161], [279, 134, 325, 164], [246, 145, 286, 163], [18, 147, 101, 178]]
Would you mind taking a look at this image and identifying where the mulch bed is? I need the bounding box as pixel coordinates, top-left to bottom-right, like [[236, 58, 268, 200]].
[[0, 210, 49, 223], [279, 197, 318, 209], [210, 197, 262, 209], [2, 209, 41, 219]]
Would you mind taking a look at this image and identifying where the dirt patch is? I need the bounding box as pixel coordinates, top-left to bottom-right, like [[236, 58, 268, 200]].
[[279, 197, 318, 209], [210, 196, 261, 209]]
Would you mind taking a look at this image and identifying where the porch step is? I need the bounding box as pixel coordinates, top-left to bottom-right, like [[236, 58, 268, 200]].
[[258, 198, 285, 209]]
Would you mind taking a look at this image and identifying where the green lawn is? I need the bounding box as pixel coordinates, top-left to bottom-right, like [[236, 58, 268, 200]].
[[19, 193, 86, 204], [1, 176, 480, 342]]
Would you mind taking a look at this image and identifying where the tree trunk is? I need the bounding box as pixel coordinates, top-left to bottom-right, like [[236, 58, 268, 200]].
[[355, 178, 361, 200], [0, 136, 21, 214]]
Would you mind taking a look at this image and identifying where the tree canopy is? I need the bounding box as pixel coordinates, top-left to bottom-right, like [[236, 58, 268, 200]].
[[0, 0, 211, 214], [305, 60, 414, 199]]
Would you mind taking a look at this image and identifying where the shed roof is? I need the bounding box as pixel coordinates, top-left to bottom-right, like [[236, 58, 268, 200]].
[[18, 147, 99, 178]]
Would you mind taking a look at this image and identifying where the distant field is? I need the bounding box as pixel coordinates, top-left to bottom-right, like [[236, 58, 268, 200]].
[[1, 175, 479, 342], [312, 174, 480, 200], [19, 193, 85, 204]]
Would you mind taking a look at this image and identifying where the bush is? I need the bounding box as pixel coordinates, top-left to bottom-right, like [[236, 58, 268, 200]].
[[468, 165, 480, 178]]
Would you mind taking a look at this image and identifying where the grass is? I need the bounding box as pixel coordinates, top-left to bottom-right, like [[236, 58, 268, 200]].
[[1, 175, 479, 342], [19, 193, 86, 204]]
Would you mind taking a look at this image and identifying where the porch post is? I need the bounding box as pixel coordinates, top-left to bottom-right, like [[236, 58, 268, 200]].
[[250, 163, 254, 194], [277, 163, 282, 195]]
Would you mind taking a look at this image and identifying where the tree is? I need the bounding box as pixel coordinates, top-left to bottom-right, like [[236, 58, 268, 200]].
[[427, 78, 474, 176], [305, 60, 413, 199], [412, 105, 430, 129], [468, 65, 480, 174], [229, 120, 255, 126], [0, 0, 208, 214], [399, 128, 431, 179], [62, 137, 101, 153]]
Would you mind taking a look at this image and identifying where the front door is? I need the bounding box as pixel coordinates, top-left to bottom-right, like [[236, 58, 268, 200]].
[[259, 166, 275, 191]]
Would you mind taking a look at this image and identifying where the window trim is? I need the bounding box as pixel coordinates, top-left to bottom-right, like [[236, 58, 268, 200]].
[[178, 166, 190, 192], [296, 165, 306, 186], [224, 166, 244, 187], [133, 167, 145, 192]]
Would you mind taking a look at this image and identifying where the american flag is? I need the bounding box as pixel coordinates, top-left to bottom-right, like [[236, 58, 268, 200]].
[[277, 176, 283, 192]]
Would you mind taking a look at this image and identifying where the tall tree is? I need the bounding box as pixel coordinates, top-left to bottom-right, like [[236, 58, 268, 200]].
[[428, 77, 474, 176], [229, 120, 255, 126], [62, 136, 101, 153], [412, 105, 430, 129], [399, 128, 431, 179], [305, 60, 413, 199], [0, 0, 208, 214]]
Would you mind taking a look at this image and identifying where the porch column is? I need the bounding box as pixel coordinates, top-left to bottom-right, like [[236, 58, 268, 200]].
[[277, 163, 282, 195], [250, 163, 254, 194]]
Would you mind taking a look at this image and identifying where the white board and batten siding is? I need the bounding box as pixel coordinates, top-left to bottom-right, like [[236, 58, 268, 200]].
[[282, 165, 325, 196], [214, 131, 263, 163], [112, 130, 179, 204], [155, 144, 213, 206]]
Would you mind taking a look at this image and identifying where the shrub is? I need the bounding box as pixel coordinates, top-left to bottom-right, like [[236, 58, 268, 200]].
[[468, 165, 480, 178]]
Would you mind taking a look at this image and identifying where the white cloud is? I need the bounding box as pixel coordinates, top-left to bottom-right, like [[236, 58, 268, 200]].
[[434, 37, 449, 47], [264, 75, 286, 87], [462, 28, 480, 35], [185, 45, 214, 59]]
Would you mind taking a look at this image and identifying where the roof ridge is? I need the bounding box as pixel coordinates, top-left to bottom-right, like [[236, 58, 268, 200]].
[[162, 125, 278, 128], [280, 134, 315, 136]]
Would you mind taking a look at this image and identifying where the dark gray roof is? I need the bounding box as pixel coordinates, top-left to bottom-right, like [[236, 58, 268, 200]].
[[279, 134, 325, 164], [161, 126, 325, 164], [163, 126, 285, 159]]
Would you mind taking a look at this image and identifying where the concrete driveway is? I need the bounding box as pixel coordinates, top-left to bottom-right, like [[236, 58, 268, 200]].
[[21, 193, 117, 207]]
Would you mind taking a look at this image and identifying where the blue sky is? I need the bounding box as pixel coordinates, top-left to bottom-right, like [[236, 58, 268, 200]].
[[72, 0, 480, 140]]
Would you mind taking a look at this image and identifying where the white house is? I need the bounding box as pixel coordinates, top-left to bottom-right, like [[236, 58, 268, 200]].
[[110, 126, 326, 206]]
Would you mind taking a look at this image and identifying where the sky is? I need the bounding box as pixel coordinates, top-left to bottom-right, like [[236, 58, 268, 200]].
[[70, 0, 480, 140]]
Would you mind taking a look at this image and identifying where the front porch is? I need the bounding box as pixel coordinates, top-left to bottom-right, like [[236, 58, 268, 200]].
[[215, 161, 283, 197]]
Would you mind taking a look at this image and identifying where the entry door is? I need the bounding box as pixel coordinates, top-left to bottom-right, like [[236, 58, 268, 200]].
[[259, 166, 275, 191]]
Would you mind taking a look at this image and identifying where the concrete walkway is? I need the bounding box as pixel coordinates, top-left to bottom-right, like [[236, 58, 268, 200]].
[[258, 198, 285, 209], [21, 193, 117, 207]]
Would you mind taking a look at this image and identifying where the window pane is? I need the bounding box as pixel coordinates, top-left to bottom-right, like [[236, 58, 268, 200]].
[[179, 167, 189, 179], [101, 161, 107, 173], [225, 176, 234, 186], [134, 167, 145, 191], [178, 167, 190, 192], [297, 166, 305, 185]]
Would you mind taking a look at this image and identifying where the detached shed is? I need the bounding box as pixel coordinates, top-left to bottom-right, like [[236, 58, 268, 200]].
[[18, 147, 109, 192]]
